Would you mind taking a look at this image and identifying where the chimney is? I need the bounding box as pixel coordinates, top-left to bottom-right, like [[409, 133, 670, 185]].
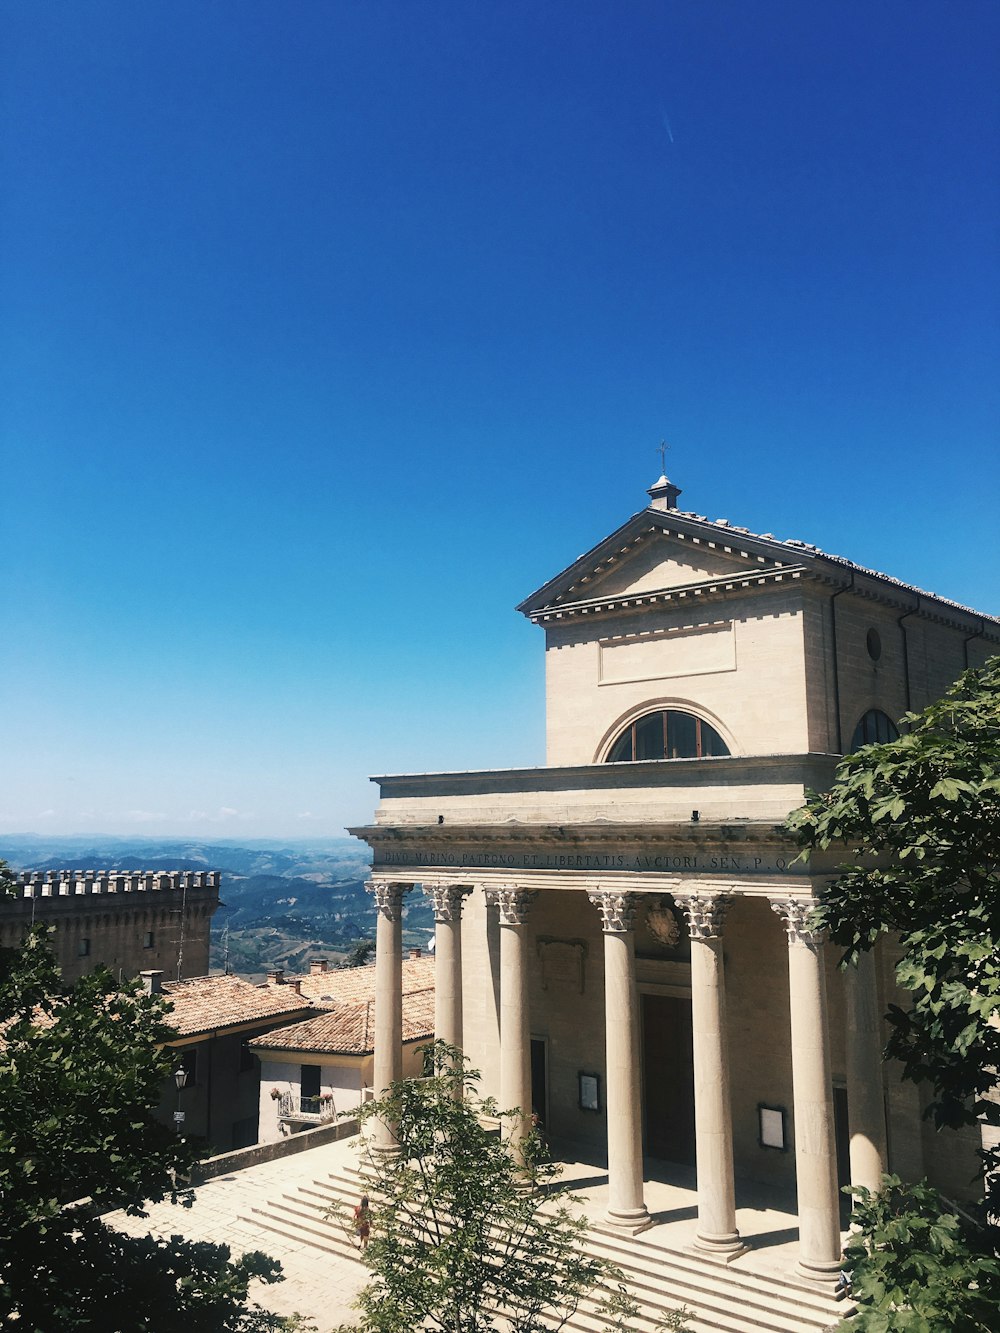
[[310, 959, 329, 975], [647, 473, 682, 512], [140, 970, 164, 995], [409, 947, 422, 959], [287, 979, 303, 995], [266, 969, 285, 986]]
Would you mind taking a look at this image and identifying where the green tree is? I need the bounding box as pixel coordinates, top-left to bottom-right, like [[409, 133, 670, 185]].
[[0, 889, 310, 1331], [338, 939, 376, 969], [837, 1176, 999, 1333], [333, 1042, 689, 1333], [787, 658, 1000, 1217]]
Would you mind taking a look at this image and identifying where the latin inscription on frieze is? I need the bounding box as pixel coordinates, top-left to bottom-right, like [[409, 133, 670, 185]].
[[373, 847, 795, 873]]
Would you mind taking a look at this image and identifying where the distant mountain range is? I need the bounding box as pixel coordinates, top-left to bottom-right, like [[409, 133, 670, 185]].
[[0, 836, 434, 981]]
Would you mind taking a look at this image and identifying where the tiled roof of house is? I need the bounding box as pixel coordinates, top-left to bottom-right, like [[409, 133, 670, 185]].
[[161, 974, 313, 1039], [283, 954, 435, 1005], [248, 986, 435, 1056]]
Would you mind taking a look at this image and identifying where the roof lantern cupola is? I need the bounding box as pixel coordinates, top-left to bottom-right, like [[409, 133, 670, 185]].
[[647, 439, 682, 510], [647, 472, 682, 511]]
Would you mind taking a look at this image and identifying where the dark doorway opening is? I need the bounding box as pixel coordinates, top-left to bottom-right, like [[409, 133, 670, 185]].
[[300, 1063, 321, 1115], [642, 994, 695, 1165], [833, 1084, 851, 1227], [530, 1038, 548, 1128]]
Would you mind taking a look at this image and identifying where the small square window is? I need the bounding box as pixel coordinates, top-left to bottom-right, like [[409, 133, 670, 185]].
[[143, 931, 154, 949], [78, 938, 91, 958]]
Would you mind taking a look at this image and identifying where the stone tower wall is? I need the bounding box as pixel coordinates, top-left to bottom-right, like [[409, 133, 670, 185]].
[[0, 870, 221, 984]]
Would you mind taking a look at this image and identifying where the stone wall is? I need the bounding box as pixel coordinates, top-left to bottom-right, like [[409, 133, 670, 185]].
[[542, 573, 996, 772], [543, 586, 812, 766], [0, 870, 220, 983]]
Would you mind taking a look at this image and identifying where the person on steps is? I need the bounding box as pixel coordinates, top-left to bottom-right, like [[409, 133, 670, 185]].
[[353, 1194, 371, 1250]]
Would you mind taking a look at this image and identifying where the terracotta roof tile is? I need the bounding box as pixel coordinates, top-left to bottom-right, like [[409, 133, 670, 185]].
[[249, 986, 435, 1056], [161, 975, 313, 1039], [284, 955, 435, 1006]]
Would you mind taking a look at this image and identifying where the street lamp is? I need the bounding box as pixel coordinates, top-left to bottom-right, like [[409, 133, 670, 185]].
[[173, 1065, 187, 1133]]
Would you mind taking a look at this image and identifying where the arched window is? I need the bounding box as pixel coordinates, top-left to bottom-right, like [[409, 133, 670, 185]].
[[850, 709, 899, 750], [605, 709, 730, 762]]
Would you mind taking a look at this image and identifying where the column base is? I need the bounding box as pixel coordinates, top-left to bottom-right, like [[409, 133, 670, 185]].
[[692, 1231, 749, 1263], [367, 1129, 401, 1158], [795, 1256, 844, 1286], [604, 1206, 653, 1236]]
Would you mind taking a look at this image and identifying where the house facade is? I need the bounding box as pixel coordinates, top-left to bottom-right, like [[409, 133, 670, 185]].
[[150, 970, 314, 1151], [251, 955, 434, 1142], [349, 472, 999, 1285]]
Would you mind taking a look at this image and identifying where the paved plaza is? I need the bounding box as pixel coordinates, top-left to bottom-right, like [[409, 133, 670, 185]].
[[108, 1139, 369, 1331]]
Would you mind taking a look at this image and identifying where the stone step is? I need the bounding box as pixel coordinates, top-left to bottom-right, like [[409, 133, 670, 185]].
[[244, 1209, 346, 1259], [581, 1226, 846, 1327], [567, 1261, 836, 1333], [313, 1172, 845, 1330], [246, 1170, 848, 1333]]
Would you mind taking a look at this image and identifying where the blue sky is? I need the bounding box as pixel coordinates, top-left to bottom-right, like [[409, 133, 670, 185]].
[[2, 1, 998, 838]]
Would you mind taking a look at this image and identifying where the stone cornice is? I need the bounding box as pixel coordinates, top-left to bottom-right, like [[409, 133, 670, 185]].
[[367, 751, 840, 799], [526, 565, 811, 625], [515, 504, 999, 636], [516, 509, 798, 617], [352, 819, 798, 850], [348, 819, 837, 891]]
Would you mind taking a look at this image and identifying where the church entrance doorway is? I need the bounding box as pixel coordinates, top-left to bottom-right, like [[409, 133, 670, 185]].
[[641, 994, 695, 1165], [530, 1037, 548, 1127]]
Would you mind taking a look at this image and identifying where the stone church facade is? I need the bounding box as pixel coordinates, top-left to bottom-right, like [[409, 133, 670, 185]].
[[350, 472, 998, 1283]]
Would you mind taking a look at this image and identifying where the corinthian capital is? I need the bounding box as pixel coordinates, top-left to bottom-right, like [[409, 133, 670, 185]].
[[491, 884, 536, 926], [367, 878, 412, 922], [588, 890, 638, 934], [674, 892, 731, 941], [424, 882, 472, 923], [770, 896, 824, 947]]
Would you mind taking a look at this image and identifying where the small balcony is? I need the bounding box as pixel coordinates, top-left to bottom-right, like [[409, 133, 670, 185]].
[[275, 1091, 337, 1124]]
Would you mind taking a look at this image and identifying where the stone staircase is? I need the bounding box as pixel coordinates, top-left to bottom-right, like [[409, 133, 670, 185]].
[[240, 1168, 851, 1333]]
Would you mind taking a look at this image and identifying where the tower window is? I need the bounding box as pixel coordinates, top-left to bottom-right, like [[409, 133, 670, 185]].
[[143, 931, 155, 949], [78, 938, 91, 957], [850, 709, 899, 750], [606, 710, 730, 762]]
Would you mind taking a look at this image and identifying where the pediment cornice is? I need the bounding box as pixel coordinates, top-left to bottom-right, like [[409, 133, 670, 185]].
[[516, 508, 811, 621], [524, 562, 812, 624], [516, 504, 999, 637]]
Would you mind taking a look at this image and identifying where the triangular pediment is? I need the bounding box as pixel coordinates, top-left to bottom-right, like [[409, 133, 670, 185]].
[[578, 532, 756, 599], [517, 508, 807, 618]]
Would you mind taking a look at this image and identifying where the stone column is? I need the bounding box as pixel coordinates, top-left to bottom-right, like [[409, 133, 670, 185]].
[[368, 878, 412, 1150], [844, 949, 888, 1195], [771, 897, 843, 1283], [425, 882, 471, 1086], [492, 884, 536, 1150], [674, 892, 745, 1257], [588, 890, 650, 1233]]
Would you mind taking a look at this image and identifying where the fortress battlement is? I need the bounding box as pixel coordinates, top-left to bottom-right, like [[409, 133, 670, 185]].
[[17, 869, 221, 899]]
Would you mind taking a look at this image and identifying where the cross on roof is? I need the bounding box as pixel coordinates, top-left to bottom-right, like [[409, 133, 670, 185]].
[[657, 440, 669, 473]]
